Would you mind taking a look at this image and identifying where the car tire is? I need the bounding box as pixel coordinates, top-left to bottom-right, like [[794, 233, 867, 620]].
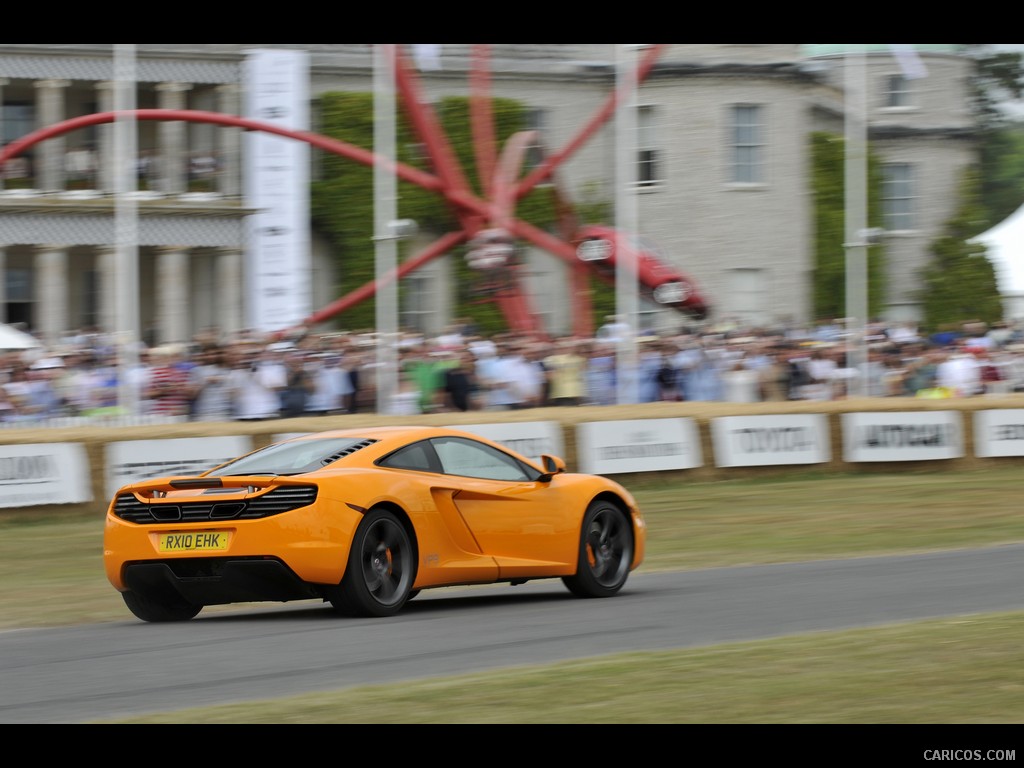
[[332, 508, 416, 617], [562, 500, 633, 598], [122, 589, 202, 622]]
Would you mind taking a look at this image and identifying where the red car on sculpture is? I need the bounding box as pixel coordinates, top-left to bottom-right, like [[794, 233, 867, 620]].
[[574, 225, 710, 321]]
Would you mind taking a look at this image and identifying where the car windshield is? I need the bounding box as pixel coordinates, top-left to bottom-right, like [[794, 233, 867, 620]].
[[207, 437, 374, 476]]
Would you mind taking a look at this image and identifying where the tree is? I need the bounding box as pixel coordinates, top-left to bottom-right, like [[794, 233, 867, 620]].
[[810, 132, 886, 321], [968, 45, 1024, 229], [908, 46, 1023, 329], [918, 168, 1003, 331]]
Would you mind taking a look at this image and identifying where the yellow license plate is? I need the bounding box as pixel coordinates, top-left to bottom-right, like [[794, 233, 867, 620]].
[[158, 531, 231, 553]]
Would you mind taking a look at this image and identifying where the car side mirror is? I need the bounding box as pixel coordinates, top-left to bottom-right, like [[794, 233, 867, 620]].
[[538, 454, 566, 482]]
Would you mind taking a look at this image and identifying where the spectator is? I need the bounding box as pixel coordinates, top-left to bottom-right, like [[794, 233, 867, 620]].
[[279, 351, 314, 418], [804, 347, 838, 401], [188, 345, 233, 421], [678, 346, 723, 402], [146, 344, 191, 417], [758, 346, 792, 402], [584, 341, 617, 406], [441, 350, 478, 412], [305, 352, 354, 416], [936, 344, 980, 397], [722, 359, 761, 403], [544, 337, 588, 407], [227, 343, 286, 421]]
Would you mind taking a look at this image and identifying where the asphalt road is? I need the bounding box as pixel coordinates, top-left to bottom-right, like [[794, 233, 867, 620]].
[[3, 543, 1023, 724]]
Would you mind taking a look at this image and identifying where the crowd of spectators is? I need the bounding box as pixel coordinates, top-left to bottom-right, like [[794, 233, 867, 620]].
[[2, 316, 1023, 427]]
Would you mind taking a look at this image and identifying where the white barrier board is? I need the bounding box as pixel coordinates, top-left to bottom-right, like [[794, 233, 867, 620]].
[[712, 413, 830, 467], [843, 411, 963, 462], [973, 408, 1024, 457], [576, 418, 701, 475], [0, 442, 92, 508]]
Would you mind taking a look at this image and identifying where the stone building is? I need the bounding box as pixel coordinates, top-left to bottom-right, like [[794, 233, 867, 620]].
[[0, 44, 976, 345]]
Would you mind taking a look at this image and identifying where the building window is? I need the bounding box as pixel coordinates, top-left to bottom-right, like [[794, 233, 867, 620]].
[[882, 163, 915, 231], [525, 108, 547, 172], [400, 273, 434, 334], [2, 102, 34, 146], [636, 104, 661, 187], [727, 267, 768, 327], [2, 102, 35, 187], [730, 104, 763, 184], [884, 74, 911, 108]]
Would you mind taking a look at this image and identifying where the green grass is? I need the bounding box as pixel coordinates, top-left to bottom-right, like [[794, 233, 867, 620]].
[[6, 465, 1024, 723]]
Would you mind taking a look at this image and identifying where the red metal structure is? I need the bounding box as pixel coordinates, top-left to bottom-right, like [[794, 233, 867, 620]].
[[0, 44, 710, 340]]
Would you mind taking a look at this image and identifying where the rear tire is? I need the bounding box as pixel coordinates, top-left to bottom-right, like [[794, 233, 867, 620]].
[[122, 589, 202, 622], [331, 508, 415, 617], [562, 500, 633, 598]]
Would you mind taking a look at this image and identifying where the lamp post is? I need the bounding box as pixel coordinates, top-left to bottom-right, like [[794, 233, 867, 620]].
[[372, 218, 417, 414], [844, 44, 869, 398], [114, 43, 140, 417], [373, 43, 403, 415], [615, 44, 641, 405]]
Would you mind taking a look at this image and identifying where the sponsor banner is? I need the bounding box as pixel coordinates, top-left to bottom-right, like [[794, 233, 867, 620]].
[[973, 409, 1024, 457], [843, 411, 963, 462], [0, 442, 92, 508], [243, 48, 311, 332], [576, 418, 701, 475], [711, 414, 829, 467], [452, 421, 564, 465], [105, 436, 253, 499]]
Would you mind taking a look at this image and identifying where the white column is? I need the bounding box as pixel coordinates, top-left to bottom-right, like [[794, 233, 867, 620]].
[[374, 44, 400, 414], [615, 45, 640, 405], [95, 246, 118, 334], [155, 246, 190, 344], [35, 244, 68, 345], [216, 84, 241, 197], [156, 82, 191, 195], [216, 247, 243, 338], [94, 82, 116, 193], [34, 79, 70, 192]]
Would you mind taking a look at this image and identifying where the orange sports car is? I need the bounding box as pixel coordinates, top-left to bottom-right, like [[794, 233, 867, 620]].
[[103, 425, 646, 622]]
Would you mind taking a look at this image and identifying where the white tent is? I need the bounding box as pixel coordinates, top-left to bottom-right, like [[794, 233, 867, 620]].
[[976, 204, 1024, 293], [0, 323, 42, 350], [975, 203, 1024, 320]]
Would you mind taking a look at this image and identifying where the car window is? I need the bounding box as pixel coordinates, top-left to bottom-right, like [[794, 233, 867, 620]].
[[430, 436, 539, 482], [378, 441, 439, 473], [207, 437, 377, 476]]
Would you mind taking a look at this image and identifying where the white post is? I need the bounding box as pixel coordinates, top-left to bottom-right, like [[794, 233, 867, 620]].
[[374, 44, 400, 414], [114, 44, 140, 415], [844, 45, 869, 397], [615, 44, 640, 405]]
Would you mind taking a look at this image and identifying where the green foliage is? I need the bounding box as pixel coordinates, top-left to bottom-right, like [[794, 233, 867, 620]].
[[810, 132, 886, 320], [979, 124, 1024, 228], [918, 167, 1004, 331], [966, 46, 1024, 131], [969, 47, 1024, 240]]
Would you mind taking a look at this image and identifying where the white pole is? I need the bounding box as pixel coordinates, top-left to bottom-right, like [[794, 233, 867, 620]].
[[615, 44, 640, 405], [374, 44, 399, 414], [114, 44, 140, 416], [844, 45, 869, 398]]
